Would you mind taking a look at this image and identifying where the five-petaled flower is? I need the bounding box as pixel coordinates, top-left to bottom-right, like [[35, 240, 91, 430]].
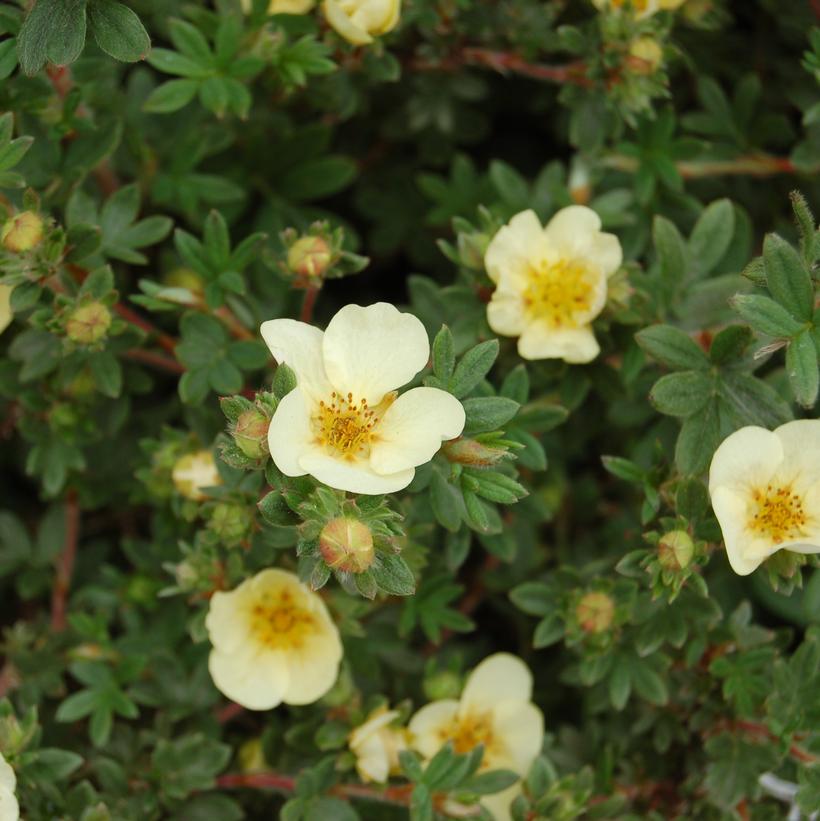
[[206, 568, 343, 710], [408, 653, 544, 821], [261, 302, 465, 495], [484, 206, 622, 364], [591, 0, 685, 17], [348, 705, 409, 783], [323, 0, 401, 45], [0, 752, 18, 821], [709, 421, 820, 576]]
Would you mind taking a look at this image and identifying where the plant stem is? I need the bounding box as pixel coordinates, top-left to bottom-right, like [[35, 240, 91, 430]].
[[113, 303, 178, 353], [300, 285, 320, 324], [601, 153, 813, 179], [51, 489, 80, 632], [123, 349, 185, 374]]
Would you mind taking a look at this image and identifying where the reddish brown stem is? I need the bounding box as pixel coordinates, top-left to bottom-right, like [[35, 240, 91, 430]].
[[51, 489, 80, 632], [300, 285, 320, 324], [123, 349, 185, 375], [114, 303, 178, 353], [216, 702, 246, 724], [214, 306, 254, 340]]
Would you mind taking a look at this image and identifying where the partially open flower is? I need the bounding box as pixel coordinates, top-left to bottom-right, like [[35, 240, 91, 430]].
[[261, 302, 465, 495], [0, 753, 18, 821], [0, 285, 12, 335], [65, 302, 112, 345], [629, 37, 664, 74], [172, 450, 222, 501], [484, 207, 622, 363], [320, 516, 375, 573], [658, 530, 694, 570], [409, 653, 544, 821], [206, 568, 343, 710], [349, 706, 408, 783], [709, 421, 820, 575], [233, 408, 271, 459], [240, 0, 316, 13], [1, 211, 43, 253], [287, 236, 333, 280], [323, 0, 401, 45], [575, 591, 615, 634]]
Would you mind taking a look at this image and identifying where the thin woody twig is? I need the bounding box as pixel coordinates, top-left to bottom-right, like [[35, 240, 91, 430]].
[[51, 489, 81, 632]]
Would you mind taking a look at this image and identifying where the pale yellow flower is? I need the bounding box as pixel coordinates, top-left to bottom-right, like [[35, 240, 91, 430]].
[[349, 706, 409, 783], [408, 653, 544, 821], [0, 285, 12, 335], [591, 0, 684, 18], [240, 0, 315, 14], [0, 753, 19, 821], [323, 0, 401, 45], [171, 450, 221, 501], [206, 568, 343, 710], [261, 303, 465, 495], [629, 36, 664, 72], [709, 421, 820, 575], [484, 207, 622, 363]]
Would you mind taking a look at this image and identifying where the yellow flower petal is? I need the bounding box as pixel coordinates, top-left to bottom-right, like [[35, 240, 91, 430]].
[[460, 653, 533, 714]]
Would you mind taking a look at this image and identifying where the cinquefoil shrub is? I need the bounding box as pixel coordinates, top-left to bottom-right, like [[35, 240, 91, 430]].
[[1, 1, 820, 819]]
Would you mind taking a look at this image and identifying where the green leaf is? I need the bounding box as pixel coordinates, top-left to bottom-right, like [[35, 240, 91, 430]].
[[689, 199, 735, 276], [635, 325, 709, 371], [510, 582, 552, 616], [88, 351, 123, 398], [371, 553, 416, 596], [143, 78, 200, 113], [649, 371, 713, 417], [258, 492, 296, 526], [462, 768, 520, 795], [88, 0, 150, 62], [601, 456, 645, 484], [731, 294, 804, 338], [675, 398, 720, 475], [631, 661, 668, 705], [449, 340, 499, 398], [432, 325, 455, 381], [764, 232, 814, 321], [430, 470, 462, 532], [46, 0, 88, 66], [168, 18, 212, 64], [279, 157, 357, 202], [462, 396, 519, 434], [786, 330, 819, 408], [653, 216, 688, 280]]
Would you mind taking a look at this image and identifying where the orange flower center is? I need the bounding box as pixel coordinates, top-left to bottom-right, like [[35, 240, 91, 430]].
[[440, 711, 497, 758], [313, 391, 394, 459], [748, 484, 807, 544], [249, 589, 316, 649], [523, 258, 596, 329]]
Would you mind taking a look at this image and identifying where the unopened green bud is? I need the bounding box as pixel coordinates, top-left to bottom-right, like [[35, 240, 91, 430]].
[[457, 232, 489, 270], [423, 669, 462, 701], [65, 301, 112, 345], [1, 211, 43, 253], [575, 591, 615, 634], [238, 738, 268, 774], [163, 267, 204, 296], [48, 402, 79, 431], [442, 437, 508, 467], [287, 236, 332, 279], [320, 517, 374, 573], [208, 503, 253, 546], [658, 530, 694, 570], [233, 408, 270, 458]]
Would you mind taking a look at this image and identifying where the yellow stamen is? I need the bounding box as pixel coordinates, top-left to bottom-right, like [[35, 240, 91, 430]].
[[523, 258, 595, 329], [313, 391, 395, 459], [748, 483, 808, 544], [249, 590, 316, 650], [439, 711, 496, 757]]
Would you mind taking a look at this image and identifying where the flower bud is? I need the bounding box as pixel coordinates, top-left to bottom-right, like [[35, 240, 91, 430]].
[[629, 37, 664, 74], [323, 0, 401, 45], [163, 267, 205, 297], [287, 236, 333, 279], [457, 232, 489, 271], [174, 559, 199, 589], [423, 669, 462, 701], [172, 450, 221, 501], [239, 738, 269, 774], [575, 591, 615, 634], [65, 302, 112, 345], [442, 438, 508, 467], [658, 530, 695, 570], [207, 502, 253, 546], [233, 408, 270, 459], [319, 517, 375, 573], [1, 211, 43, 253]]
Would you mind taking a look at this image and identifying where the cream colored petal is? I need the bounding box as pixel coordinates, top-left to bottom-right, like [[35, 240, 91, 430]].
[[369, 388, 465, 475], [517, 323, 600, 363], [489, 701, 544, 775], [350, 709, 402, 748], [589, 232, 623, 278], [260, 318, 332, 399], [408, 700, 460, 759], [487, 291, 527, 337], [485, 210, 544, 286], [354, 733, 391, 783], [0, 286, 13, 336], [773, 420, 820, 488], [708, 426, 782, 494], [480, 783, 521, 821], [0, 786, 18, 821], [710, 486, 776, 576], [323, 0, 374, 44], [281, 632, 343, 705], [376, 0, 401, 33], [270, 0, 315, 12], [267, 388, 314, 477], [298, 450, 415, 494], [206, 588, 251, 654], [0, 755, 14, 793], [542, 205, 601, 256], [208, 645, 290, 710], [322, 303, 430, 404], [460, 653, 533, 713]]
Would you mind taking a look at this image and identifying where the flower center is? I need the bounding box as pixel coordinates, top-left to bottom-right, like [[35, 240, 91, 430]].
[[748, 483, 807, 544], [249, 590, 316, 649], [440, 711, 496, 757], [610, 0, 650, 10], [313, 391, 394, 459], [523, 258, 595, 328]]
